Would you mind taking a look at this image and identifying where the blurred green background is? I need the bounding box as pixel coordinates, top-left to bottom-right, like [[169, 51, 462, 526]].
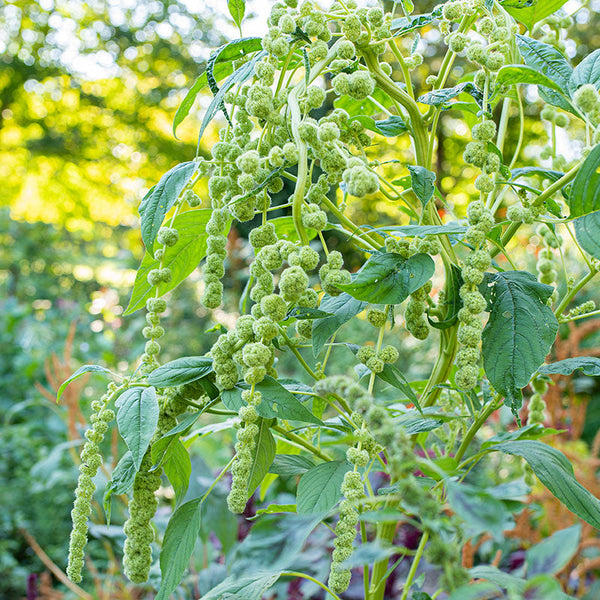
[[3, 0, 600, 598]]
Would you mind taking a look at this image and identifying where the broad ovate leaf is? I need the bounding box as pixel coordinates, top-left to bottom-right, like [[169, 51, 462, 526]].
[[337, 252, 435, 305], [296, 460, 351, 515], [567, 143, 600, 258], [115, 386, 159, 471], [481, 271, 558, 411]]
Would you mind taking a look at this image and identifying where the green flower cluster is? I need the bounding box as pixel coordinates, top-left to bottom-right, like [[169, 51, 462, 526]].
[[140, 297, 167, 374], [532, 13, 573, 52], [327, 471, 364, 593], [227, 388, 262, 513], [356, 343, 399, 373], [123, 450, 161, 583], [122, 390, 192, 584], [67, 388, 116, 583], [319, 250, 352, 296], [573, 84, 600, 136], [202, 208, 230, 309], [405, 281, 432, 340], [455, 200, 494, 390]]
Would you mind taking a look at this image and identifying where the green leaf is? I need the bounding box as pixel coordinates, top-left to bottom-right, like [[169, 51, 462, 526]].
[[538, 356, 600, 376], [341, 541, 397, 569], [269, 215, 318, 242], [492, 440, 600, 529], [139, 161, 196, 250], [163, 440, 191, 506], [447, 582, 503, 600], [124, 209, 224, 314], [286, 307, 332, 320], [206, 37, 261, 127], [482, 423, 559, 449], [568, 144, 600, 218], [495, 64, 565, 92], [511, 166, 564, 182], [155, 498, 203, 600], [446, 480, 512, 541], [268, 454, 316, 476], [375, 363, 420, 407], [221, 376, 322, 425], [57, 365, 115, 402], [526, 524, 581, 576], [198, 50, 267, 145], [391, 7, 442, 36], [337, 252, 435, 305], [374, 115, 408, 137], [569, 49, 600, 94], [567, 143, 600, 258], [296, 460, 351, 515], [147, 356, 213, 387], [227, 0, 246, 29], [515, 34, 572, 91], [573, 213, 600, 258], [408, 165, 436, 207], [312, 293, 367, 357], [115, 387, 159, 471], [481, 271, 559, 411], [247, 418, 276, 497], [469, 564, 525, 593], [151, 411, 205, 471], [417, 82, 483, 108], [103, 451, 136, 523], [504, 0, 569, 31], [173, 74, 208, 138], [202, 573, 281, 600], [522, 575, 566, 600]]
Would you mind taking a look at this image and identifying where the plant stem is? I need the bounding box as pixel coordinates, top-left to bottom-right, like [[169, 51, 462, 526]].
[[399, 531, 429, 600], [280, 572, 343, 600], [454, 397, 503, 463], [554, 268, 599, 318], [279, 328, 320, 380], [272, 425, 332, 461]]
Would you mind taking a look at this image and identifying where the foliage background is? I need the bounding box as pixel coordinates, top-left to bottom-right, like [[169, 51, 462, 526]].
[[2, 0, 600, 598]]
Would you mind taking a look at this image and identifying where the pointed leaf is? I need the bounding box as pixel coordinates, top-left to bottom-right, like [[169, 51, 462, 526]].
[[268, 454, 316, 476], [247, 418, 276, 496], [538, 356, 600, 377], [526, 524, 581, 576], [57, 365, 115, 402], [337, 252, 435, 305], [163, 440, 192, 506], [408, 165, 436, 207], [312, 292, 367, 356], [151, 411, 203, 470], [569, 49, 600, 94], [116, 387, 159, 471], [492, 440, 600, 530], [296, 460, 351, 515], [481, 271, 558, 411], [147, 356, 213, 387], [496, 64, 565, 92], [155, 498, 203, 600], [505, 0, 569, 31], [139, 162, 196, 250], [227, 0, 246, 29], [221, 376, 322, 425]]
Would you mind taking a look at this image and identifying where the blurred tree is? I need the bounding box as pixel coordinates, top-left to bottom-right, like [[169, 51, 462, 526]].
[[0, 0, 227, 229]]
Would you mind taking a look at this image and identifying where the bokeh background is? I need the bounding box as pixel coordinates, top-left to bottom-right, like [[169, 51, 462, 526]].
[[3, 0, 600, 598]]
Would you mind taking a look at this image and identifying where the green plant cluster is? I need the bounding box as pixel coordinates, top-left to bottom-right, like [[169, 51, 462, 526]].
[[56, 0, 600, 599]]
